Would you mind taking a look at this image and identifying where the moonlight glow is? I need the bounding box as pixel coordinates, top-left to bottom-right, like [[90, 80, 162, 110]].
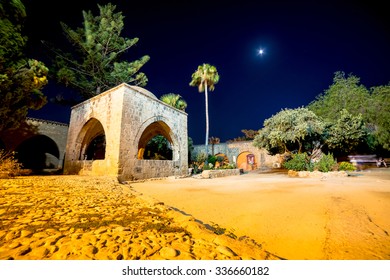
[[258, 48, 265, 56]]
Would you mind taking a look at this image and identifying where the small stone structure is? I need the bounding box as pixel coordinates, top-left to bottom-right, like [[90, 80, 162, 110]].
[[64, 83, 188, 180], [201, 169, 241, 179], [193, 141, 282, 171]]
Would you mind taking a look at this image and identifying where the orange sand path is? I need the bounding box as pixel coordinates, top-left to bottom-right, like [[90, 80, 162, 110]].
[[132, 168, 390, 260]]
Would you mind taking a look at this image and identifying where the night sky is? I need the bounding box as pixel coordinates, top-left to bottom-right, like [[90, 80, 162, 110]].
[[24, 0, 390, 145]]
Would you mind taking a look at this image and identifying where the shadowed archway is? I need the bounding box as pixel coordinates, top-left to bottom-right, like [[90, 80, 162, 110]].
[[15, 135, 60, 171], [78, 118, 106, 160]]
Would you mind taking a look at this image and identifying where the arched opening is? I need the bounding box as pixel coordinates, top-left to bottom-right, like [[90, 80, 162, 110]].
[[237, 151, 257, 171], [15, 135, 60, 171], [79, 119, 106, 160], [85, 134, 106, 160], [137, 121, 173, 160], [143, 135, 172, 160]]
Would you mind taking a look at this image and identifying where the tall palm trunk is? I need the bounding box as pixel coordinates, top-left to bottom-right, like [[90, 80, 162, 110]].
[[204, 80, 209, 155]]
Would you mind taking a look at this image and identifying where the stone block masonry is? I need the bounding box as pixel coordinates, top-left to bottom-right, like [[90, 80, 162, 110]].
[[64, 83, 188, 180], [201, 169, 241, 179], [193, 141, 282, 172]]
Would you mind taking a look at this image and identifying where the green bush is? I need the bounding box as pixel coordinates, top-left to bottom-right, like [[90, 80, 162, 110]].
[[207, 155, 218, 166], [284, 152, 338, 172], [195, 152, 207, 164], [338, 161, 356, 171], [283, 153, 312, 171], [315, 154, 337, 172]]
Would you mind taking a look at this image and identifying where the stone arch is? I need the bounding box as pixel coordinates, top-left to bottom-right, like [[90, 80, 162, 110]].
[[237, 151, 257, 171], [76, 118, 106, 160], [135, 116, 179, 161], [15, 135, 60, 171]]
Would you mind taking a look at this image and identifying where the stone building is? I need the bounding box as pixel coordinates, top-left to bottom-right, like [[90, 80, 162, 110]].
[[63, 83, 188, 180]]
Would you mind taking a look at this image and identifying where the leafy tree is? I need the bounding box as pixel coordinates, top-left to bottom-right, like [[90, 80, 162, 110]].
[[308, 71, 390, 153], [0, 0, 48, 132], [228, 129, 259, 142], [325, 109, 367, 154], [189, 63, 220, 153], [253, 107, 325, 155], [48, 3, 150, 100], [366, 85, 390, 151], [160, 93, 187, 111], [144, 135, 172, 160], [307, 71, 370, 122]]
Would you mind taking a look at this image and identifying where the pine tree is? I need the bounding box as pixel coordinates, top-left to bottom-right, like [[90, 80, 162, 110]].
[[48, 3, 150, 100]]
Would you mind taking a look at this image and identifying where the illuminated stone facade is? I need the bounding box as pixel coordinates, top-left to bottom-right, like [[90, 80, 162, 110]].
[[64, 83, 188, 180], [193, 141, 282, 171]]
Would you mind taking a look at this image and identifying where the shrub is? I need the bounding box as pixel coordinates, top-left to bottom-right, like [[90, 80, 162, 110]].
[[0, 150, 22, 178], [207, 155, 217, 166], [338, 161, 356, 171], [283, 153, 312, 171], [195, 152, 207, 164], [314, 153, 337, 172]]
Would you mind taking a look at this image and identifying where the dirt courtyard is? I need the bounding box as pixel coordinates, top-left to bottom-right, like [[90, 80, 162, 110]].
[[132, 168, 390, 260]]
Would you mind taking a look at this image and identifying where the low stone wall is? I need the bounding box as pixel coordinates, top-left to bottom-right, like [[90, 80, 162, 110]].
[[287, 170, 348, 178], [201, 169, 241, 179]]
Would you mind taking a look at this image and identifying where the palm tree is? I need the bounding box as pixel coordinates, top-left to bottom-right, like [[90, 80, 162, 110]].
[[160, 93, 187, 111], [209, 136, 220, 156], [189, 63, 220, 154]]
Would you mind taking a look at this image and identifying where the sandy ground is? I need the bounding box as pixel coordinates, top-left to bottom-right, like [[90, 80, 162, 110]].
[[131, 168, 390, 260], [0, 175, 276, 260]]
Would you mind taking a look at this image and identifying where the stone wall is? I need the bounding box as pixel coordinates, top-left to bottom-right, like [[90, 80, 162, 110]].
[[201, 169, 241, 179], [64, 83, 188, 180], [193, 141, 282, 171]]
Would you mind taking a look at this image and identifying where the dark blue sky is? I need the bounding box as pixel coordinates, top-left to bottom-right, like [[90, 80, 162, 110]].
[[24, 0, 390, 144]]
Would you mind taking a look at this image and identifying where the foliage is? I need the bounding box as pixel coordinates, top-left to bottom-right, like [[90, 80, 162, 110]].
[[218, 163, 236, 169], [253, 107, 324, 154], [283, 153, 312, 171], [325, 109, 367, 154], [188, 137, 194, 165], [160, 93, 187, 111], [338, 161, 356, 171], [307, 71, 370, 122], [0, 150, 22, 177], [143, 135, 172, 160], [227, 129, 259, 142], [0, 0, 48, 132], [48, 3, 150, 100], [307, 71, 390, 153], [207, 155, 217, 166], [189, 63, 220, 148], [283, 152, 337, 172], [366, 85, 390, 151], [315, 153, 337, 172]]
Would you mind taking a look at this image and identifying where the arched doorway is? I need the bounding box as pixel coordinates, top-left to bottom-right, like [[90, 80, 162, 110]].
[[78, 118, 106, 160], [237, 151, 257, 171], [15, 135, 60, 171], [137, 121, 174, 160]]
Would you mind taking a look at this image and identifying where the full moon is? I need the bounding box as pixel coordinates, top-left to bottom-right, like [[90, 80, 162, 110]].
[[258, 48, 264, 55]]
